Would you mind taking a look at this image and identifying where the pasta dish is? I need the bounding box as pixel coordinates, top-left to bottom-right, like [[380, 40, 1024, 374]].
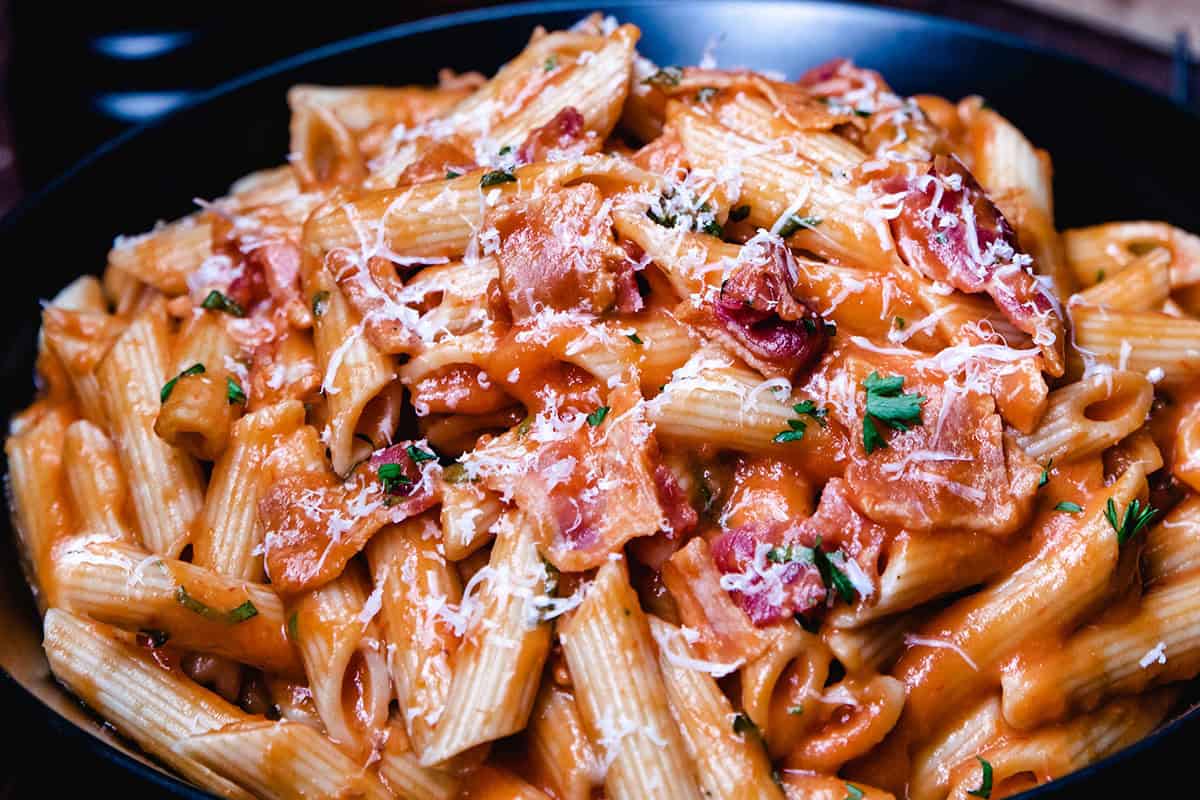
[[11, 12, 1200, 800]]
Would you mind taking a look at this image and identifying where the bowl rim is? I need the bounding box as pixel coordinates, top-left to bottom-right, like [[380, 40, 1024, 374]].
[[2, 1, 1197, 797]]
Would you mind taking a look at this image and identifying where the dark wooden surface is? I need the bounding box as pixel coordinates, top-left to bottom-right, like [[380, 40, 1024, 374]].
[[0, 0, 1195, 796]]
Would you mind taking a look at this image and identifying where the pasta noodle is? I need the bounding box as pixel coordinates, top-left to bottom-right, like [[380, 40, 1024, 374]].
[[8, 15, 1200, 799]]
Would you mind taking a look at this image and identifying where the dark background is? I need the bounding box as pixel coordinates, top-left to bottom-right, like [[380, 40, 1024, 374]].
[[1, 0, 1197, 796]]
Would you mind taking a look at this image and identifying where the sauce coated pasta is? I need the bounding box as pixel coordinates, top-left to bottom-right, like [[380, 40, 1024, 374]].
[[11, 12, 1200, 800]]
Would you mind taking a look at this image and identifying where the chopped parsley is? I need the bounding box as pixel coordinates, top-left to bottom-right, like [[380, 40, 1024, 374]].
[[311, 290, 329, 317], [516, 414, 534, 438], [701, 219, 724, 238], [498, 144, 513, 157], [161, 363, 205, 403], [1038, 458, 1053, 488], [787, 704, 804, 715], [543, 55, 558, 71], [1096, 269, 1106, 283], [627, 332, 643, 345], [587, 406, 610, 426], [201, 289, 245, 317], [643, 66, 682, 87], [844, 784, 865, 800], [176, 586, 258, 624], [893, 316, 906, 329], [774, 400, 828, 444], [729, 204, 751, 222], [732, 713, 760, 737], [813, 537, 857, 604], [1105, 497, 1157, 545], [766, 542, 814, 564], [406, 445, 437, 464], [445, 170, 461, 180], [443, 463, 470, 483], [776, 214, 822, 238], [1055, 501, 1083, 513], [967, 756, 993, 799], [480, 169, 517, 188], [287, 612, 299, 641], [226, 377, 246, 405], [696, 86, 719, 103], [862, 372, 926, 454], [377, 462, 411, 494]]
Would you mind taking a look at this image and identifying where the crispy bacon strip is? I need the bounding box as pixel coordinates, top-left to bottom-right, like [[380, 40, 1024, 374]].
[[260, 443, 439, 593], [514, 106, 591, 164], [685, 234, 828, 380], [884, 155, 1064, 375]]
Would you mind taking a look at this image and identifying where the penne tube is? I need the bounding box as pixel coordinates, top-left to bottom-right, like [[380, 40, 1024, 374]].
[[650, 617, 784, 800], [1000, 569, 1200, 729], [559, 559, 700, 800], [1144, 496, 1200, 587], [175, 719, 391, 800], [1072, 303, 1200, 383], [1071, 247, 1171, 311], [40, 307, 126, 426], [96, 301, 205, 556], [43, 610, 256, 800], [154, 371, 238, 461], [62, 420, 134, 544], [53, 539, 299, 675], [107, 215, 213, 295], [5, 406, 74, 609], [829, 531, 1008, 628], [193, 400, 306, 580], [307, 270, 400, 476], [366, 514, 463, 758], [824, 605, 938, 675], [377, 719, 462, 800], [1064, 221, 1200, 289], [891, 464, 1145, 742], [526, 683, 601, 800], [460, 765, 555, 800], [420, 510, 552, 765], [291, 561, 392, 756], [441, 480, 504, 561], [1013, 370, 1153, 463]]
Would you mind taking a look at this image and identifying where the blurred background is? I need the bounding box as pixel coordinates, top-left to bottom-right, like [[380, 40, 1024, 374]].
[[0, 0, 1196, 219], [0, 0, 1197, 795]]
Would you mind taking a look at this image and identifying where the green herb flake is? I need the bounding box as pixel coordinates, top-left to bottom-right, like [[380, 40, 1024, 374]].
[[287, 612, 299, 641], [893, 316, 906, 329], [445, 170, 462, 180], [967, 756, 993, 799], [643, 66, 683, 87], [498, 144, 513, 157], [201, 289, 245, 317], [732, 713, 760, 738], [587, 406, 611, 427], [443, 463, 470, 484], [627, 332, 643, 345], [701, 219, 724, 238], [844, 784, 865, 800], [813, 537, 857, 604], [377, 462, 412, 494], [480, 169, 517, 188], [861, 372, 926, 454], [176, 586, 258, 624], [788, 704, 804, 715], [774, 400, 828, 444], [543, 55, 558, 71], [406, 445, 437, 464], [226, 377, 247, 405], [776, 215, 822, 238], [1104, 497, 1158, 545], [1096, 269, 1106, 283], [311, 290, 330, 317], [1055, 501, 1083, 513], [1038, 458, 1053, 488], [160, 363, 206, 403], [729, 204, 751, 222], [516, 414, 534, 438]]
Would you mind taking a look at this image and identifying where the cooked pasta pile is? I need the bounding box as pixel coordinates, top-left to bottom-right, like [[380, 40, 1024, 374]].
[[12, 12, 1200, 800]]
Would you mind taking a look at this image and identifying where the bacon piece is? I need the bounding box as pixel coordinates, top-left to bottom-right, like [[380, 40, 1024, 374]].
[[260, 445, 439, 592], [651, 69, 855, 132], [628, 463, 699, 570], [396, 135, 477, 185], [490, 183, 625, 322], [710, 523, 827, 625], [884, 155, 1064, 375], [613, 240, 647, 314], [475, 385, 664, 571], [685, 235, 827, 380], [515, 106, 590, 164], [843, 358, 1041, 536]]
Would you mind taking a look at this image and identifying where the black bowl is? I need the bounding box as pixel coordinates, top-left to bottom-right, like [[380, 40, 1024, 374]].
[[3, 1, 1198, 797]]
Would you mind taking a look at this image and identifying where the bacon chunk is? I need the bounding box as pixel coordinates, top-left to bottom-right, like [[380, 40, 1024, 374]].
[[884, 155, 1064, 375], [490, 183, 625, 322], [260, 443, 439, 593], [843, 357, 1041, 536], [396, 135, 478, 185], [515, 106, 590, 164], [686, 234, 827, 380]]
